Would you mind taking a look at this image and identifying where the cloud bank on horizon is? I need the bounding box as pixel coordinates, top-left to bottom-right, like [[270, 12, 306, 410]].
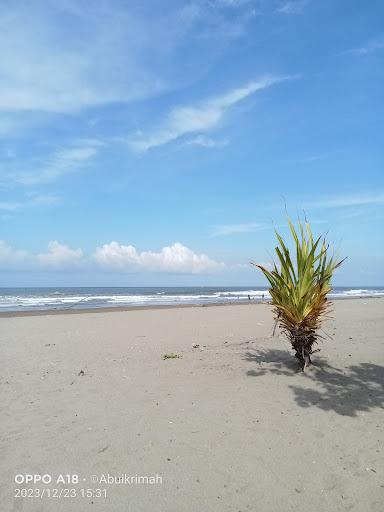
[[0, 240, 224, 274], [0, 0, 383, 285]]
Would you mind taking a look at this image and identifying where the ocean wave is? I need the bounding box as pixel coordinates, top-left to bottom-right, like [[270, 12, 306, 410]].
[[213, 290, 270, 297], [0, 291, 267, 310], [330, 289, 384, 297], [0, 287, 382, 312]]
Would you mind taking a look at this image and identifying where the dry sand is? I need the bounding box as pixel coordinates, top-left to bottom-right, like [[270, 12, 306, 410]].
[[1, 299, 383, 512]]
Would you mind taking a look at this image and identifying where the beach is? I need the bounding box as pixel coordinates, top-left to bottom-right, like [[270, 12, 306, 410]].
[[1, 298, 383, 512]]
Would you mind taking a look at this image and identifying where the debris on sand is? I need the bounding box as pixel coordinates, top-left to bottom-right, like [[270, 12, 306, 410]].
[[162, 353, 181, 360], [70, 369, 86, 385]]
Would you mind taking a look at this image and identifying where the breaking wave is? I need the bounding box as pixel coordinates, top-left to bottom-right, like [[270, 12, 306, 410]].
[[0, 287, 382, 312]]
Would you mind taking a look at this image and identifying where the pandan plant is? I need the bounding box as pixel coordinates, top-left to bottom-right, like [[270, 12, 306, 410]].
[[252, 219, 345, 370]]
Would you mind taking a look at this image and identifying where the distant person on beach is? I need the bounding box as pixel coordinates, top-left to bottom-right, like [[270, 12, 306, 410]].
[[262, 293, 265, 301], [248, 294, 250, 301]]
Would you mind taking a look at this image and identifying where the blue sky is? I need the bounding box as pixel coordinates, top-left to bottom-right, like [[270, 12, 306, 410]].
[[0, 0, 383, 286]]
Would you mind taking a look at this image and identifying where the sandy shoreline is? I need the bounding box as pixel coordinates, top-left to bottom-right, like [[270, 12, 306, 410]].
[[0, 300, 254, 318], [1, 299, 383, 511]]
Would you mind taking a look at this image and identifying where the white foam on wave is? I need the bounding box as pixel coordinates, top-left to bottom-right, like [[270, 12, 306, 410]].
[[0, 287, 383, 311], [0, 291, 268, 310], [329, 289, 384, 297], [345, 289, 371, 295]]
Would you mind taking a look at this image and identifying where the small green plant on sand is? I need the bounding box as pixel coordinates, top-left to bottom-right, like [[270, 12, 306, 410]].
[[162, 353, 181, 360], [251, 218, 345, 370]]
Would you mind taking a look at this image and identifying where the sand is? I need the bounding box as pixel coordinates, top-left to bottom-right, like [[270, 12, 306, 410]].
[[1, 299, 383, 512]]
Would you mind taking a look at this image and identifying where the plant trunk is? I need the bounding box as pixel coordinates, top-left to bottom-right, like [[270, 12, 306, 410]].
[[291, 334, 315, 371]]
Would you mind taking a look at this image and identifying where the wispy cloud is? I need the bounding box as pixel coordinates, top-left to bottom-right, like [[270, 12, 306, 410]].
[[0, 1, 257, 115], [304, 193, 384, 209], [0, 3, 166, 113], [183, 135, 229, 149], [344, 37, 384, 57], [0, 117, 19, 136], [286, 154, 328, 165], [277, 0, 309, 15], [0, 200, 24, 212], [128, 75, 297, 152], [0, 139, 100, 214], [215, 0, 253, 7], [16, 144, 98, 186], [212, 223, 264, 236], [0, 194, 59, 212]]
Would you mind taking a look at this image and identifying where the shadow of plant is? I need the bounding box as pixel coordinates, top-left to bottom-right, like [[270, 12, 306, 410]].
[[245, 348, 384, 417], [245, 347, 306, 376]]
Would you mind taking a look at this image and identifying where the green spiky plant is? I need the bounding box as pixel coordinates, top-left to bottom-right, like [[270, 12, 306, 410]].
[[251, 219, 345, 370]]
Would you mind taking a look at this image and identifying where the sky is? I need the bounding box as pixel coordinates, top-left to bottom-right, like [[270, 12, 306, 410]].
[[0, 0, 383, 287]]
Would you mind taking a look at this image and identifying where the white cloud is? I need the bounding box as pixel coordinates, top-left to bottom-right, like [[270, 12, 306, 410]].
[[38, 241, 83, 268], [212, 223, 263, 236], [128, 75, 295, 152], [0, 240, 225, 273], [0, 240, 28, 266], [94, 241, 224, 273]]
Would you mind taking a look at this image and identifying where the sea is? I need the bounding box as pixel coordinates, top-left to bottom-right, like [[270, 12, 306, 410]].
[[0, 286, 383, 313]]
